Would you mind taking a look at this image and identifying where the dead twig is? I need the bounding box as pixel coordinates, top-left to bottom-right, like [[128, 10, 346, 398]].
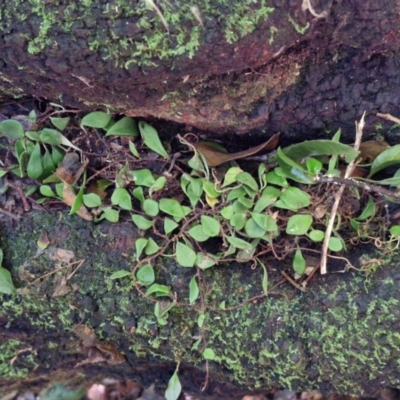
[[376, 112, 400, 125], [320, 111, 365, 274]]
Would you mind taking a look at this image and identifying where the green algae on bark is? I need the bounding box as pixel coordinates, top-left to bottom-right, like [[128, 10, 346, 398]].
[[1, 210, 400, 395]]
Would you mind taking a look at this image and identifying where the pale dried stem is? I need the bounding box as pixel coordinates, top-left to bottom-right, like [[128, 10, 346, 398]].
[[320, 111, 365, 274]]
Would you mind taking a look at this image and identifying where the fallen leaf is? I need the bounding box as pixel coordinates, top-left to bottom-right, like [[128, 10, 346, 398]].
[[37, 230, 50, 250], [194, 133, 280, 167], [52, 276, 72, 297], [54, 153, 86, 185], [62, 184, 93, 221], [359, 140, 390, 162], [73, 324, 98, 347]]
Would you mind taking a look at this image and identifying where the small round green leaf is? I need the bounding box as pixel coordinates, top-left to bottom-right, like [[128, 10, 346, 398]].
[[136, 264, 155, 286], [40, 185, 55, 197], [292, 247, 306, 275], [203, 348, 216, 360], [201, 215, 220, 237], [328, 237, 343, 252], [83, 193, 102, 208], [132, 215, 154, 230], [189, 276, 199, 304], [0, 119, 24, 139], [188, 225, 210, 242], [110, 270, 131, 279], [81, 111, 112, 128], [308, 229, 325, 242], [286, 214, 313, 235], [176, 242, 196, 267], [143, 198, 159, 216], [111, 188, 132, 210], [390, 225, 400, 238]]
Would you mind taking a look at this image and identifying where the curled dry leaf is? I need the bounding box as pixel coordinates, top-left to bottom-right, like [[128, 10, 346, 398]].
[[359, 140, 390, 162], [194, 133, 280, 167], [62, 184, 93, 221]]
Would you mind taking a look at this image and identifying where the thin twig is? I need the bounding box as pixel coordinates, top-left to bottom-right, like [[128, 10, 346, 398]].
[[320, 111, 365, 274], [0, 207, 20, 221], [376, 112, 400, 125]]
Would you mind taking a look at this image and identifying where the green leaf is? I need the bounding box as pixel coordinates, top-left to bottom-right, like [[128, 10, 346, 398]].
[[164, 218, 178, 235], [253, 187, 281, 212], [197, 314, 205, 328], [144, 238, 160, 255], [146, 284, 171, 296], [236, 171, 259, 191], [81, 111, 112, 128], [25, 131, 40, 141], [111, 188, 132, 210], [265, 170, 288, 187], [165, 365, 182, 400], [195, 252, 216, 269], [230, 213, 247, 230], [275, 187, 311, 211], [222, 167, 243, 187], [226, 187, 246, 202], [143, 199, 159, 216], [220, 205, 234, 219], [135, 238, 148, 259], [115, 161, 131, 188], [105, 116, 138, 136], [176, 242, 196, 267], [370, 144, 400, 176], [149, 176, 167, 196], [136, 264, 155, 286], [189, 276, 199, 304], [26, 142, 43, 179], [282, 140, 359, 163], [132, 214, 154, 230], [238, 195, 253, 209], [39, 128, 62, 145], [390, 225, 400, 238], [188, 225, 210, 242], [286, 214, 313, 235], [51, 116, 70, 131], [159, 198, 187, 219], [138, 121, 169, 159], [51, 146, 65, 166], [277, 147, 314, 184], [328, 237, 343, 252], [41, 148, 56, 178], [131, 169, 155, 187], [102, 207, 119, 222], [356, 197, 376, 221], [203, 348, 216, 360], [0, 266, 16, 295], [308, 230, 325, 242], [70, 184, 85, 216], [259, 260, 268, 296], [132, 187, 145, 203], [0, 119, 24, 139], [251, 212, 278, 234], [129, 140, 140, 158], [201, 215, 220, 237], [292, 247, 306, 275], [226, 236, 253, 250], [244, 218, 266, 238], [40, 185, 55, 197], [306, 157, 323, 174], [83, 193, 102, 208], [110, 270, 131, 279], [203, 181, 220, 198]]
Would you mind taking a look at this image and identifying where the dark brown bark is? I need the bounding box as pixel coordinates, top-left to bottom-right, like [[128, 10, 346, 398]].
[[1, 211, 400, 397], [1, 0, 400, 138]]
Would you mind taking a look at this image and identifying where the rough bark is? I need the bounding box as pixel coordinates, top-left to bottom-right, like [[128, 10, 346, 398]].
[[1, 0, 400, 137], [1, 211, 400, 397]]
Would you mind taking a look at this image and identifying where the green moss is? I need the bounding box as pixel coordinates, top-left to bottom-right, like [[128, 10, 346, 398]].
[[0, 340, 32, 379], [0, 0, 275, 68]]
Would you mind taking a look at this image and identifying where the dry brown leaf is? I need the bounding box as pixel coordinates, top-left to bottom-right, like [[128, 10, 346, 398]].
[[62, 184, 93, 221], [359, 140, 390, 162], [46, 247, 75, 263], [74, 324, 98, 347], [52, 276, 72, 297], [54, 153, 88, 185], [194, 133, 280, 167]]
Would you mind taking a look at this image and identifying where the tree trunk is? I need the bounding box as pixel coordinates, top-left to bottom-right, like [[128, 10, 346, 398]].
[[1, 211, 400, 397], [1, 0, 400, 136]]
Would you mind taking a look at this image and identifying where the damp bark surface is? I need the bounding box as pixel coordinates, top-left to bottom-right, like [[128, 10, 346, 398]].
[[1, 211, 400, 397], [1, 0, 400, 137]]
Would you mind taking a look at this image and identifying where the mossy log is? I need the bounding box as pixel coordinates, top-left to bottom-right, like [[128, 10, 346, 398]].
[[1, 0, 400, 137], [1, 211, 400, 397]]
